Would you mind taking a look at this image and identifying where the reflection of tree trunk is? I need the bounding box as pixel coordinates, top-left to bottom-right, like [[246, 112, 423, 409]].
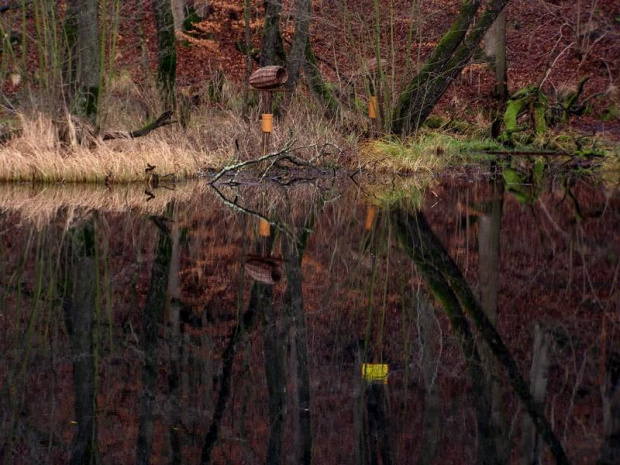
[[392, 209, 570, 465], [282, 235, 312, 465], [260, 280, 285, 465], [394, 212, 497, 464], [137, 209, 173, 465], [478, 182, 510, 462], [417, 296, 442, 465], [200, 280, 267, 464], [598, 329, 620, 465], [166, 204, 182, 465], [62, 218, 100, 465], [520, 323, 552, 465]]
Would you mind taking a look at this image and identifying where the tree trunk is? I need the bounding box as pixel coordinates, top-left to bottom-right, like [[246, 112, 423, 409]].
[[598, 329, 620, 465], [64, 0, 100, 125], [392, 208, 570, 465], [260, 0, 286, 66], [520, 323, 553, 465], [282, 234, 313, 465], [62, 218, 100, 465], [303, 37, 338, 117], [477, 181, 511, 462], [136, 208, 174, 465], [391, 0, 510, 135], [152, 0, 177, 109], [491, 9, 508, 138], [286, 0, 312, 94], [171, 0, 186, 30]]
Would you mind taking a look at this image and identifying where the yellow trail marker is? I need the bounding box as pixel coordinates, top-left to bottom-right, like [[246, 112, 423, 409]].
[[368, 96, 378, 119], [362, 363, 389, 384], [259, 218, 271, 237], [364, 205, 376, 231], [261, 113, 274, 133]]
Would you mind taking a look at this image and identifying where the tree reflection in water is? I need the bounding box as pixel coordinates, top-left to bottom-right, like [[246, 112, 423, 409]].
[[0, 176, 617, 464]]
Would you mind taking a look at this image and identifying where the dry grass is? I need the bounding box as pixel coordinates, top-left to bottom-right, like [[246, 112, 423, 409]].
[[0, 181, 205, 225], [0, 75, 356, 183]]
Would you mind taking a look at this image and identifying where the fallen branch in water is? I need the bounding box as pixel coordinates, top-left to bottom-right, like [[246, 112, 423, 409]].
[[210, 140, 342, 185], [102, 110, 174, 140], [209, 140, 296, 184]]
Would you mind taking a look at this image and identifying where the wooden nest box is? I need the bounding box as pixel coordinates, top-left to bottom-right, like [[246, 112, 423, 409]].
[[249, 66, 288, 90]]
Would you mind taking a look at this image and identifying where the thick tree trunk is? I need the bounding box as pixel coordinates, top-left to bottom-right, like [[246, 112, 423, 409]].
[[391, 0, 510, 135], [303, 38, 338, 117], [62, 218, 100, 465], [152, 0, 177, 109], [282, 234, 313, 465], [286, 0, 312, 94], [260, 0, 286, 66], [392, 208, 570, 465], [136, 208, 173, 465], [64, 0, 100, 125]]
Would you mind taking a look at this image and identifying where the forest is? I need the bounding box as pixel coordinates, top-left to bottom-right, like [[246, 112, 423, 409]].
[[0, 2, 619, 465], [0, 0, 618, 181]]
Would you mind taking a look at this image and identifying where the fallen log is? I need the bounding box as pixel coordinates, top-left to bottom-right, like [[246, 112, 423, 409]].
[[102, 110, 174, 141]]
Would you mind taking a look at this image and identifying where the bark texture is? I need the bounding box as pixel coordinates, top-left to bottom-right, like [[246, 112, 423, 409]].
[[64, 0, 100, 125], [391, 0, 510, 135], [152, 0, 177, 109]]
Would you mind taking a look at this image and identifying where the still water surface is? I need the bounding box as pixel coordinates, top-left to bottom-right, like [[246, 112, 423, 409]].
[[0, 173, 618, 464]]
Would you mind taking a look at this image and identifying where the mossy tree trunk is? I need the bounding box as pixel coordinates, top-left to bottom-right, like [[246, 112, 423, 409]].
[[64, 0, 100, 126], [392, 208, 570, 465], [260, 0, 286, 66], [152, 0, 177, 110], [286, 0, 312, 94], [303, 37, 338, 117], [391, 0, 510, 135]]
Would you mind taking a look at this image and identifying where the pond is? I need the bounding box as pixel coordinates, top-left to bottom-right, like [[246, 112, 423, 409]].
[[0, 172, 618, 464]]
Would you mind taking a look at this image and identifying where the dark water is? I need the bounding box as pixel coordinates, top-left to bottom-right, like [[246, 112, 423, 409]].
[[0, 172, 618, 464]]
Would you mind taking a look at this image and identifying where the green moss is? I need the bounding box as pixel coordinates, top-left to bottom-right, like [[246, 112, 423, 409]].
[[423, 115, 446, 129]]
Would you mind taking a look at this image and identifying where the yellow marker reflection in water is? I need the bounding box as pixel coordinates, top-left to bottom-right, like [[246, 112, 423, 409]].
[[362, 363, 389, 384]]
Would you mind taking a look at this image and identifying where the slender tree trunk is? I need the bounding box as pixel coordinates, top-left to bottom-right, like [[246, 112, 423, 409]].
[[166, 204, 182, 465], [171, 0, 186, 30], [260, 280, 285, 465], [520, 323, 553, 465], [391, 0, 510, 135], [152, 0, 177, 109], [478, 181, 511, 462], [598, 329, 620, 465], [491, 9, 508, 138], [64, 0, 100, 125], [286, 0, 312, 94], [62, 218, 100, 465], [418, 296, 443, 465]]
